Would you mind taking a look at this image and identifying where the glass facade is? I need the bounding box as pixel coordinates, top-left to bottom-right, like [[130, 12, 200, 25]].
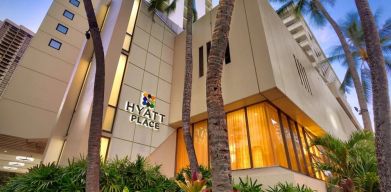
[[176, 102, 325, 180]]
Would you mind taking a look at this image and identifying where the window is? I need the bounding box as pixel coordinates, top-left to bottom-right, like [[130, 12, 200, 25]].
[[199, 46, 204, 77], [175, 102, 320, 179], [102, 106, 116, 132], [108, 54, 128, 106], [293, 55, 312, 94], [100, 137, 110, 161], [122, 35, 132, 51], [63, 10, 75, 20], [69, 0, 80, 7], [227, 109, 251, 170], [194, 121, 208, 167], [49, 39, 62, 50], [206, 41, 211, 62], [56, 24, 68, 34], [225, 42, 231, 64]]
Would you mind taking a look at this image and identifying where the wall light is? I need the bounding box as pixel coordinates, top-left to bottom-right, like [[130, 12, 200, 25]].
[[16, 156, 34, 162], [3, 166, 18, 170], [9, 162, 25, 167]]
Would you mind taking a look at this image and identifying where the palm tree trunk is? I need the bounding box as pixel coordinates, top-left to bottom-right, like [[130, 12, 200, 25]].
[[206, 0, 235, 191], [354, 0, 391, 190], [182, 0, 200, 175], [83, 0, 105, 191], [313, 0, 373, 132]]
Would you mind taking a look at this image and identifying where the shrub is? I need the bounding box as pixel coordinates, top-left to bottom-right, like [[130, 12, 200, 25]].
[[266, 182, 315, 192], [176, 165, 212, 188], [233, 176, 263, 192], [0, 156, 176, 192]]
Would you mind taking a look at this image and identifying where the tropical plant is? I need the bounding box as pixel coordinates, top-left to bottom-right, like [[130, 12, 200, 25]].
[[328, 12, 391, 102], [311, 131, 378, 192], [147, 0, 177, 22], [233, 177, 263, 192], [82, 0, 106, 191], [176, 166, 212, 187], [266, 182, 315, 192], [354, 0, 391, 190], [175, 172, 208, 192], [271, 0, 373, 132], [205, 0, 236, 191], [0, 156, 177, 192]]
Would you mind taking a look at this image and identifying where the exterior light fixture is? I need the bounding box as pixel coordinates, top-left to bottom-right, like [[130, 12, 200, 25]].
[[3, 166, 17, 170], [8, 162, 25, 167], [16, 156, 34, 162]]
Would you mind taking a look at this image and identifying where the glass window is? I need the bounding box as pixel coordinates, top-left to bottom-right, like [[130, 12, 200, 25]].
[[100, 137, 110, 161], [246, 103, 275, 167], [122, 35, 132, 52], [299, 126, 315, 177], [108, 54, 127, 106], [126, 0, 140, 35], [227, 109, 251, 170], [290, 120, 306, 174], [194, 121, 208, 167], [63, 10, 75, 20], [206, 41, 211, 62], [69, 0, 80, 7], [102, 106, 115, 132], [281, 114, 299, 171], [49, 39, 62, 50], [56, 24, 68, 34], [225, 42, 231, 64], [199, 46, 204, 77], [265, 104, 289, 167], [176, 128, 190, 172]]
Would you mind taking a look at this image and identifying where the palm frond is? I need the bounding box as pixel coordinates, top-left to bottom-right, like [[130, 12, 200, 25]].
[[165, 0, 177, 15], [340, 70, 353, 94], [384, 56, 391, 74]]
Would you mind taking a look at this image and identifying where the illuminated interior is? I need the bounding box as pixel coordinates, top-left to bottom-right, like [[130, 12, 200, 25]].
[[176, 102, 325, 180]]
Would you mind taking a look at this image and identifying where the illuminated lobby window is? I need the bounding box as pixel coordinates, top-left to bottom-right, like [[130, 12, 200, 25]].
[[100, 137, 110, 161], [175, 102, 324, 180]]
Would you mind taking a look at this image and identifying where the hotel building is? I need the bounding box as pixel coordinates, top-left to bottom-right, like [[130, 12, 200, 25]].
[[0, 0, 360, 190]]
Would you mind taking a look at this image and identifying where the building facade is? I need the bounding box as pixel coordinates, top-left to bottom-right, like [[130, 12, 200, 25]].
[[0, 19, 33, 96], [0, 0, 360, 190]]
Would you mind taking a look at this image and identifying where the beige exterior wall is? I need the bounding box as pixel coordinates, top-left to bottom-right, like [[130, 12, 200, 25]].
[[170, 0, 357, 140], [107, 3, 176, 162]]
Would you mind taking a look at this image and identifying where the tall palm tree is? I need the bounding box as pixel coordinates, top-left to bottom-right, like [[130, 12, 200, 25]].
[[147, 0, 200, 175], [328, 13, 391, 103], [354, 0, 391, 190], [206, 0, 235, 191], [82, 0, 105, 191], [272, 0, 373, 131], [182, 0, 200, 175], [311, 131, 378, 192]]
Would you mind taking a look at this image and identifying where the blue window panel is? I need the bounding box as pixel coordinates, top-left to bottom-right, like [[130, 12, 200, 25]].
[[49, 39, 62, 50], [63, 10, 75, 20], [69, 0, 80, 7], [56, 24, 69, 34]]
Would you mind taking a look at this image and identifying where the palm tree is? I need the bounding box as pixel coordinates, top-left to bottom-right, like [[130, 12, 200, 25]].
[[182, 0, 201, 175], [328, 13, 391, 103], [82, 0, 105, 191], [206, 0, 235, 191], [148, 0, 177, 22], [272, 0, 373, 131], [311, 131, 378, 192], [354, 0, 391, 190], [147, 0, 200, 175]]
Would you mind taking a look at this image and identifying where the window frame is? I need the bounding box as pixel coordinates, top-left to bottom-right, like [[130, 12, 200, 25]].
[[48, 39, 62, 50], [63, 10, 75, 20], [69, 0, 80, 7], [56, 23, 69, 34]]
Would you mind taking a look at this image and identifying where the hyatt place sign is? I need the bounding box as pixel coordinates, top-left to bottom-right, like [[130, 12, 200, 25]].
[[124, 92, 166, 130]]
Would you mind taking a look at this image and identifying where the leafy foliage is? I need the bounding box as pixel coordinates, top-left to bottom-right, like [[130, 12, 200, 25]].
[[311, 131, 379, 192], [175, 172, 207, 192], [265, 182, 315, 192], [233, 177, 263, 192], [0, 156, 177, 192], [176, 166, 212, 188]]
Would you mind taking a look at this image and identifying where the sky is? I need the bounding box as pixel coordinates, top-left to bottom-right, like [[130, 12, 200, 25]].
[[0, 0, 390, 128]]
